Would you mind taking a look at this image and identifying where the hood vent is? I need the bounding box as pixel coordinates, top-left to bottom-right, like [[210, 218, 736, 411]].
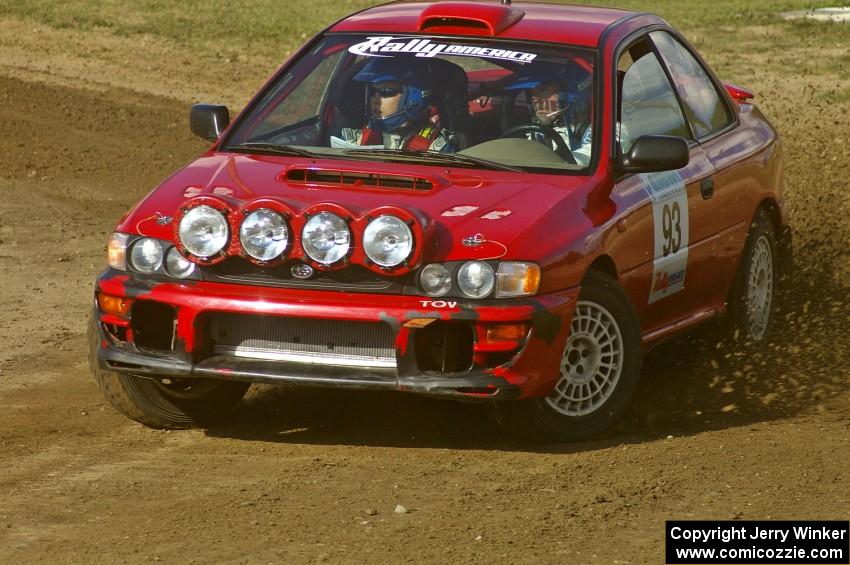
[[282, 168, 434, 191]]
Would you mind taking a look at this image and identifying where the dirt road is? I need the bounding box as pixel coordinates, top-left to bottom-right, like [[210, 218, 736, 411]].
[[1, 11, 849, 564]]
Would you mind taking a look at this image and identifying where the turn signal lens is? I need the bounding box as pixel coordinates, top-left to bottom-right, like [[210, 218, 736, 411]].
[[98, 294, 131, 316], [486, 323, 530, 341], [495, 262, 541, 298], [107, 233, 129, 270]]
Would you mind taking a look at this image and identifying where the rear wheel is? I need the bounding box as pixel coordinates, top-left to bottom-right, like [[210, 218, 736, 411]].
[[88, 316, 249, 429], [494, 270, 642, 442], [725, 209, 778, 342]]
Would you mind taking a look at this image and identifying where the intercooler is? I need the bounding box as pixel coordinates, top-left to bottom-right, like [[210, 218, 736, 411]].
[[206, 313, 397, 369]]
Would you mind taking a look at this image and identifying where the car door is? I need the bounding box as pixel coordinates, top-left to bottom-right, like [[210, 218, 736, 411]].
[[648, 30, 742, 308], [611, 36, 719, 336]]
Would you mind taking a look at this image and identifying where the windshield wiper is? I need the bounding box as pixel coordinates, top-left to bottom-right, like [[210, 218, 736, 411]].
[[343, 148, 522, 173], [231, 142, 315, 158]]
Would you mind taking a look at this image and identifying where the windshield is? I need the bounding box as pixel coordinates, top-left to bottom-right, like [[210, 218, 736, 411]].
[[225, 34, 596, 173]]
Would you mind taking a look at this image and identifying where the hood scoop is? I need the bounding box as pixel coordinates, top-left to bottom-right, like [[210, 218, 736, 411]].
[[281, 167, 436, 192]]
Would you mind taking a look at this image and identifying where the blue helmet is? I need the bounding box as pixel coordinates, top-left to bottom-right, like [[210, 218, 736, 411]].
[[505, 61, 591, 127], [353, 57, 434, 132]]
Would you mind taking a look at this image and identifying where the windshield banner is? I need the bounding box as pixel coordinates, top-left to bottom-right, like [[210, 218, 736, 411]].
[[349, 36, 538, 62]]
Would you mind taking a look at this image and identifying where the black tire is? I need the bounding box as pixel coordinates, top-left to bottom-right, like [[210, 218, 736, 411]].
[[88, 316, 249, 429], [493, 270, 643, 442], [724, 208, 779, 343]]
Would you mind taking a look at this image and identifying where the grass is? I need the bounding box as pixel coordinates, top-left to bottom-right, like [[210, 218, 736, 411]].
[[1, 0, 846, 94], [1, 0, 847, 56]]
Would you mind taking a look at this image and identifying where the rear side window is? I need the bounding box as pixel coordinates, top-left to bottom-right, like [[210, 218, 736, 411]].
[[650, 31, 732, 138], [617, 39, 690, 154]]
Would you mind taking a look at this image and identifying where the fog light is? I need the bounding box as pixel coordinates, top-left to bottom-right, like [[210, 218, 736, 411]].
[[98, 294, 132, 316], [486, 323, 530, 341]]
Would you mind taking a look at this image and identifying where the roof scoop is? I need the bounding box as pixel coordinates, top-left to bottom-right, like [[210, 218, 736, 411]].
[[417, 2, 525, 36]]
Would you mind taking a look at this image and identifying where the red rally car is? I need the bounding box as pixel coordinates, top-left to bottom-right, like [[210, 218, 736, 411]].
[[90, 0, 792, 441]]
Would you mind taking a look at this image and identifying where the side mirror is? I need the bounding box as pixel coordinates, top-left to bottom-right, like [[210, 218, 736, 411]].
[[620, 135, 689, 173], [190, 104, 230, 142]]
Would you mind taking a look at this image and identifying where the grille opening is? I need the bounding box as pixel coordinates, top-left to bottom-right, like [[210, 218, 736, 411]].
[[208, 258, 394, 291], [131, 301, 177, 352], [414, 321, 474, 374], [207, 313, 396, 369], [102, 322, 128, 343], [485, 351, 516, 368], [420, 17, 490, 31], [284, 168, 433, 191], [453, 387, 499, 396]]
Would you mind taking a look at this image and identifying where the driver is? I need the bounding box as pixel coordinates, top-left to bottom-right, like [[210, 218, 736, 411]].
[[506, 62, 592, 166], [335, 58, 457, 153]]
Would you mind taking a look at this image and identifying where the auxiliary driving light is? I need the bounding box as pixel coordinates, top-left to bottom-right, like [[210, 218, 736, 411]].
[[240, 208, 289, 261], [301, 212, 351, 265], [363, 215, 413, 267], [178, 205, 229, 258]]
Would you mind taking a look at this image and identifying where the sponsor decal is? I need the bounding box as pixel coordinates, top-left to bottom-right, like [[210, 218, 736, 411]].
[[480, 209, 512, 220], [419, 300, 458, 309], [212, 186, 234, 196], [641, 170, 689, 304], [183, 186, 202, 197], [349, 36, 538, 63], [442, 205, 478, 217], [403, 318, 437, 328]]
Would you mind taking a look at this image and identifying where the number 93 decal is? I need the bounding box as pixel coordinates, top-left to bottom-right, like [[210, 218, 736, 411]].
[[641, 171, 689, 304]]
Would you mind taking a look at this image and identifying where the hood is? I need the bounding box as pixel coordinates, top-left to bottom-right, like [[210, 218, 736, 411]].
[[118, 152, 597, 262]]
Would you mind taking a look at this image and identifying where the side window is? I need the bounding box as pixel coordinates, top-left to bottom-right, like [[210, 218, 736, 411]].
[[252, 50, 342, 137], [650, 31, 732, 138], [617, 39, 690, 155]]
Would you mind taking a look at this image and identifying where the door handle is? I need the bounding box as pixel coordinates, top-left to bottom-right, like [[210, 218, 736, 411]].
[[700, 177, 714, 200]]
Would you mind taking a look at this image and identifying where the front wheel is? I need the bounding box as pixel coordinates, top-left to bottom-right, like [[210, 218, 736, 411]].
[[88, 317, 249, 429], [493, 270, 642, 442]]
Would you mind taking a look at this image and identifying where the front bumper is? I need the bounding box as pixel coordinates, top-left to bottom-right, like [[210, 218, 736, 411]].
[[93, 270, 579, 401]]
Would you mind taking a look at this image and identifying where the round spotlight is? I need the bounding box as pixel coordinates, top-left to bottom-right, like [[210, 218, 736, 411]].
[[363, 215, 413, 268], [130, 238, 163, 273], [301, 212, 351, 265], [240, 209, 289, 261], [178, 205, 229, 258], [457, 261, 495, 299], [420, 263, 452, 297], [164, 246, 195, 279]]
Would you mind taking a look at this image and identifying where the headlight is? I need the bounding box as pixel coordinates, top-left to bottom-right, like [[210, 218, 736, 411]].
[[178, 205, 229, 258], [129, 238, 163, 273], [240, 209, 289, 261], [363, 215, 413, 267], [457, 261, 495, 298], [302, 212, 350, 265], [495, 262, 541, 297], [165, 246, 195, 279], [420, 263, 452, 297], [107, 233, 129, 270]]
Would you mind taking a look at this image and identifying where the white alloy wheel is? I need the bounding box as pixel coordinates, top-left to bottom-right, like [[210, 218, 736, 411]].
[[746, 234, 774, 340], [545, 300, 624, 417]]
